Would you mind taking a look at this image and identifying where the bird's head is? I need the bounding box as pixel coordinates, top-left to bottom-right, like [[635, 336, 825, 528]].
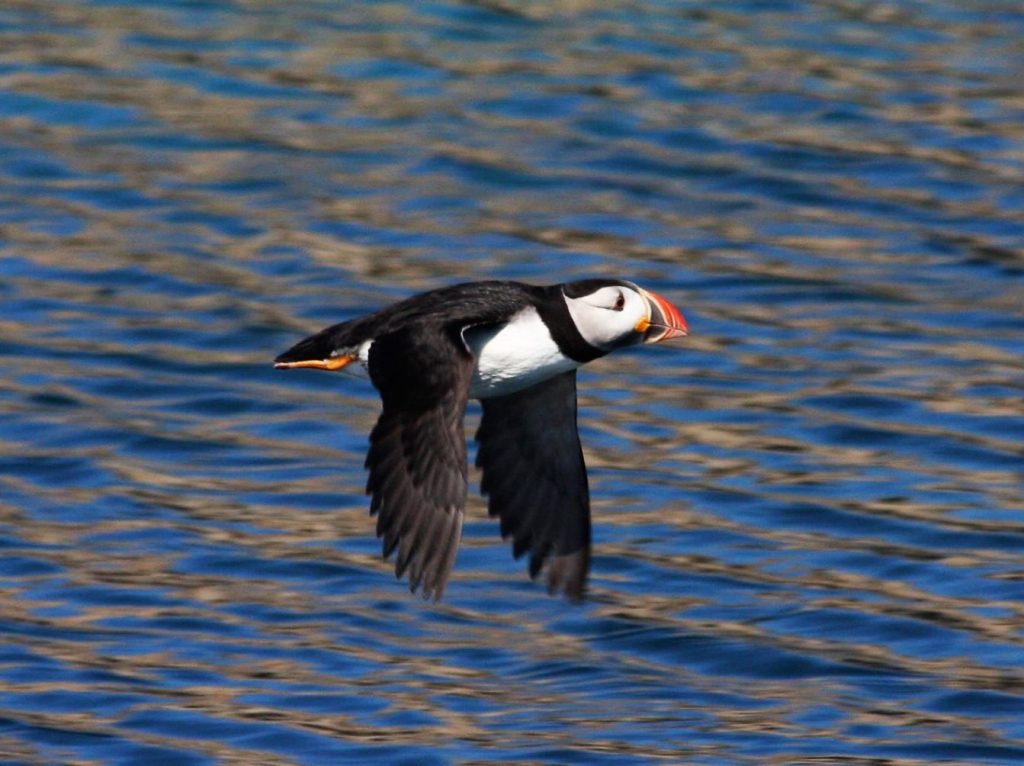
[[561, 279, 688, 351]]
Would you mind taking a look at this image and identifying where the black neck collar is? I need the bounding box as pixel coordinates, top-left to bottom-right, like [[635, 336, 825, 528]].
[[534, 287, 605, 364]]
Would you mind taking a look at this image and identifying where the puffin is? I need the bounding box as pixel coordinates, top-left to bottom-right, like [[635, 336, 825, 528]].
[[274, 279, 687, 601]]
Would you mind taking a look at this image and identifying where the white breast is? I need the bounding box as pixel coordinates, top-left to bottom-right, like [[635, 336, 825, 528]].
[[465, 307, 579, 399]]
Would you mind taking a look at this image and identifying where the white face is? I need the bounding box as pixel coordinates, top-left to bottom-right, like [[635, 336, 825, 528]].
[[563, 283, 648, 351]]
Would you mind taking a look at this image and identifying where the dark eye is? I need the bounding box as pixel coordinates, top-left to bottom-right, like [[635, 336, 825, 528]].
[[612, 292, 625, 311]]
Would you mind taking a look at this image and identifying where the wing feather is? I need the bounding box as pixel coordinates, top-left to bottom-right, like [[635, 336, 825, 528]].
[[365, 325, 473, 601], [475, 370, 592, 601]]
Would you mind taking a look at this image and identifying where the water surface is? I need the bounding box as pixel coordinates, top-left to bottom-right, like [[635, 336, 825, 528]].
[[2, 1, 1024, 764]]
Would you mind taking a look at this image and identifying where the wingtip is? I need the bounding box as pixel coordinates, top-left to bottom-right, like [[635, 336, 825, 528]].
[[379, 505, 462, 603], [546, 549, 590, 603]]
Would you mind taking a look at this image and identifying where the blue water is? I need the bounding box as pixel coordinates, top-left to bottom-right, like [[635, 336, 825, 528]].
[[2, 1, 1023, 764]]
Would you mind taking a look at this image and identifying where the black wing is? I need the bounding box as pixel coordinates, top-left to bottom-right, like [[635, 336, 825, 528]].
[[365, 324, 473, 600], [475, 370, 591, 601]]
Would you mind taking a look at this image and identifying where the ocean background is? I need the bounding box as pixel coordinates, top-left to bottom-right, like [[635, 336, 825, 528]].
[[1, 1, 1023, 763]]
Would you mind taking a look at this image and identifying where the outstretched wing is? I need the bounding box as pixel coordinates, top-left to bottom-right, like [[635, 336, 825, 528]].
[[475, 370, 591, 601], [365, 324, 474, 600]]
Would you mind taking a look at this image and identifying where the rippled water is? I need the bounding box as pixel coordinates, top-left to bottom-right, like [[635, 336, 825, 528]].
[[2, 1, 1024, 763]]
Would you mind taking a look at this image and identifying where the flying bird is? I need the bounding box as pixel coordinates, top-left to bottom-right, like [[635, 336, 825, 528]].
[[274, 279, 687, 601]]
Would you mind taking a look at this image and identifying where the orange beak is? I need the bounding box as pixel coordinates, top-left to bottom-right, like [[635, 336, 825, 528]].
[[635, 288, 688, 343]]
